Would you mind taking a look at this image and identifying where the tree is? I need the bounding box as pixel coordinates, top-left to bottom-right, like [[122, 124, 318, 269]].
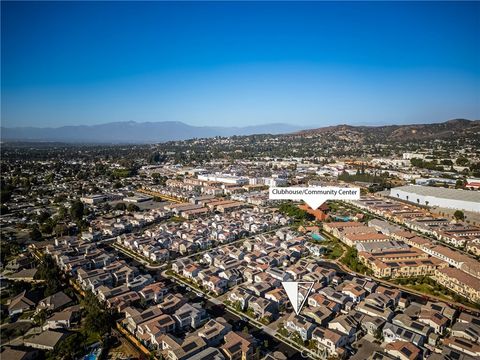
[[454, 210, 465, 221], [33, 309, 47, 326], [83, 292, 113, 336], [114, 202, 126, 211], [70, 200, 84, 221], [0, 204, 9, 215], [36, 254, 62, 296], [455, 179, 466, 189], [48, 332, 86, 360], [373, 327, 383, 341], [127, 203, 140, 212], [456, 157, 469, 166], [54, 223, 68, 236], [29, 226, 42, 241]]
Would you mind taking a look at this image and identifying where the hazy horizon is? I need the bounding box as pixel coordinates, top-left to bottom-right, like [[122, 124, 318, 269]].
[[2, 2, 479, 128], [2, 117, 479, 131]]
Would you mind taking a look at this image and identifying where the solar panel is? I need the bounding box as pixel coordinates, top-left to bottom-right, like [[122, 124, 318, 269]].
[[456, 338, 473, 348], [411, 322, 423, 330], [401, 347, 412, 356]]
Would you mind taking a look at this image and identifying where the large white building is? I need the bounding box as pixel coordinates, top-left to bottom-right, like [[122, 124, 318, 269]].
[[390, 185, 480, 213], [197, 173, 249, 185]]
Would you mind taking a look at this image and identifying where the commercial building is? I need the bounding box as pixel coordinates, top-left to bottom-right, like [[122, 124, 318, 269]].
[[390, 185, 480, 213], [197, 174, 249, 185], [80, 194, 108, 204]]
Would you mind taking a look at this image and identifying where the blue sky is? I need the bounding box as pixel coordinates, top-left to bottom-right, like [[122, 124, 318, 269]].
[[2, 1, 479, 128]]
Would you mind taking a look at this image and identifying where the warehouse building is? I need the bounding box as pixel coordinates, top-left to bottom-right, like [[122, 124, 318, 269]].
[[390, 185, 480, 213]]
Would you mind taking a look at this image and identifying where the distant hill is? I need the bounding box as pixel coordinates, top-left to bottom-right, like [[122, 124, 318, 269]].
[[0, 121, 301, 143], [2, 118, 478, 144], [294, 119, 480, 143]]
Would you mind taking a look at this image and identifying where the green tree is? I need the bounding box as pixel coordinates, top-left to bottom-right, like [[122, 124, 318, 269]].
[[47, 332, 86, 360], [456, 157, 469, 166], [83, 292, 113, 336], [127, 203, 140, 212], [35, 254, 62, 296], [70, 200, 84, 221], [455, 179, 466, 189], [29, 226, 43, 241], [114, 202, 126, 211], [454, 210, 465, 221]]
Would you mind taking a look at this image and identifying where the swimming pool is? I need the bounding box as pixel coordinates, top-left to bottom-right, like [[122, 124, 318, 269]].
[[311, 233, 325, 241], [83, 348, 101, 360]]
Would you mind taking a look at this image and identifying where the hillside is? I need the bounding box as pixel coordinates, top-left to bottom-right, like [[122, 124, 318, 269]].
[[294, 119, 480, 143]]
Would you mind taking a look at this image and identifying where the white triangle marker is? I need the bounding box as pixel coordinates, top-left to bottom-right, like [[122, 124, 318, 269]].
[[282, 281, 314, 315]]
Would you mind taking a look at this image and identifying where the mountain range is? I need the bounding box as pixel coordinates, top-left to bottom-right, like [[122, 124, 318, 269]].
[[0, 121, 301, 143], [1, 119, 479, 143]]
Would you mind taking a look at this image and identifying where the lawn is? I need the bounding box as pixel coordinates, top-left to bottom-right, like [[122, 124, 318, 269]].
[[324, 242, 344, 260]]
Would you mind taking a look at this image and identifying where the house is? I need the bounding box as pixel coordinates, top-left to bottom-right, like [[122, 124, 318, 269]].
[[198, 317, 232, 346], [311, 326, 348, 357], [43, 311, 74, 330], [125, 307, 163, 334], [159, 293, 188, 314], [303, 307, 333, 327], [107, 291, 141, 311], [350, 277, 377, 293], [392, 314, 432, 338], [417, 310, 449, 335], [164, 335, 207, 360], [8, 290, 36, 316], [23, 330, 68, 351], [97, 285, 130, 302], [183, 264, 201, 279], [36, 291, 72, 313], [424, 301, 456, 321], [220, 331, 255, 360], [266, 268, 292, 282], [328, 314, 359, 339], [307, 294, 341, 313], [228, 287, 252, 310], [187, 347, 225, 360], [0, 347, 39, 360], [247, 282, 272, 297], [451, 322, 480, 343], [173, 303, 208, 329], [127, 274, 153, 291], [285, 313, 316, 341], [340, 283, 367, 303], [137, 314, 176, 346], [248, 296, 277, 320], [139, 282, 168, 303], [383, 323, 424, 346], [218, 269, 243, 286], [385, 341, 421, 360], [443, 336, 480, 358], [172, 258, 193, 273], [356, 299, 394, 321], [360, 315, 386, 336], [319, 287, 349, 306], [265, 288, 289, 309], [363, 293, 394, 310], [202, 276, 228, 295]]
